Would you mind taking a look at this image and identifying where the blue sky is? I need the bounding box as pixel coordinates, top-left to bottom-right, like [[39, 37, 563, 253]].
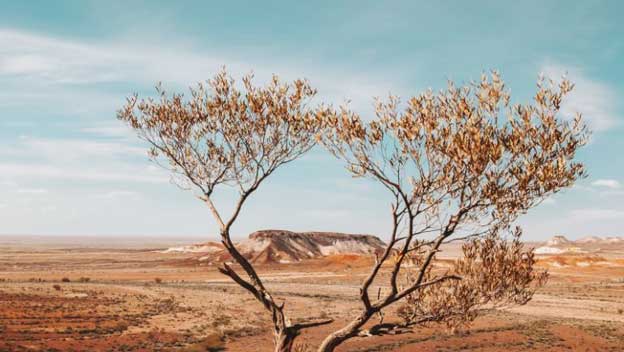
[[0, 1, 623, 240]]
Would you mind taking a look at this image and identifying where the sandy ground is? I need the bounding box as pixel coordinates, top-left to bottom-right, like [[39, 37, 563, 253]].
[[1, 237, 623, 351]]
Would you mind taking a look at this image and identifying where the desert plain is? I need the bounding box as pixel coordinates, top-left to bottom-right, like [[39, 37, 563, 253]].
[[1, 232, 623, 352]]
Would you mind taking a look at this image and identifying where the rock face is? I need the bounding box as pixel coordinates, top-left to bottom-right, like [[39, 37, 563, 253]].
[[534, 246, 566, 255], [534, 235, 624, 255], [165, 230, 387, 264], [235, 230, 386, 263], [161, 242, 223, 254], [546, 235, 572, 246]]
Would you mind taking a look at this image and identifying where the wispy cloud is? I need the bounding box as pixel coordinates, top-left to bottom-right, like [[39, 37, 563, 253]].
[[81, 123, 136, 139], [0, 28, 401, 113], [16, 188, 49, 194], [0, 27, 403, 198], [0, 136, 166, 184], [540, 63, 619, 132], [94, 190, 140, 199], [569, 208, 624, 221], [592, 179, 621, 189], [0, 29, 133, 84], [541, 197, 556, 205], [0, 163, 166, 184], [0, 136, 145, 160], [0, 179, 18, 187]]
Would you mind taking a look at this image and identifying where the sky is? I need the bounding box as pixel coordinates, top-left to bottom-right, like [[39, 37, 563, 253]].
[[0, 1, 623, 241]]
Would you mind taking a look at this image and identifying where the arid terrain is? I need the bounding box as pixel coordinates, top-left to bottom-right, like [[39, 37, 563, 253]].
[[1, 232, 623, 352]]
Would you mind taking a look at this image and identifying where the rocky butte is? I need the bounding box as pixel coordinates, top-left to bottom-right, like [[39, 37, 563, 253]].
[[164, 230, 387, 264]]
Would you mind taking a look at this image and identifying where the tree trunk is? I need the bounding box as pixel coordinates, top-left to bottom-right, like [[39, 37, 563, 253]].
[[317, 311, 372, 352], [274, 327, 298, 352]]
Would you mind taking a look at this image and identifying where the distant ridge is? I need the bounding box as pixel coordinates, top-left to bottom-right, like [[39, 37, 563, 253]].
[[543, 235, 623, 246], [535, 235, 624, 255], [576, 236, 602, 244]]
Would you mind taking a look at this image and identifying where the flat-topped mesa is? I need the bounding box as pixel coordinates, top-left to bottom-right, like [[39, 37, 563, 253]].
[[163, 230, 388, 264], [239, 230, 387, 263], [248, 229, 385, 247]]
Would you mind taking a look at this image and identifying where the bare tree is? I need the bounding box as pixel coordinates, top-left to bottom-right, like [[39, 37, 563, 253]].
[[118, 69, 332, 352], [317, 72, 587, 351]]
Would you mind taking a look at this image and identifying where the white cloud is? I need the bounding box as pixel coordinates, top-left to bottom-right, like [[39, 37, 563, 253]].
[[0, 137, 160, 185], [569, 208, 624, 221], [19, 137, 146, 160], [602, 190, 624, 197], [540, 63, 619, 132], [0, 136, 146, 160], [0, 54, 55, 75], [0, 163, 167, 184], [41, 205, 57, 213], [592, 179, 621, 189], [0, 27, 403, 213], [95, 190, 140, 199], [16, 188, 49, 194], [0, 30, 128, 83], [541, 197, 556, 205], [0, 28, 400, 114], [0, 27, 400, 206], [81, 123, 135, 139], [301, 208, 355, 219], [0, 179, 18, 187]]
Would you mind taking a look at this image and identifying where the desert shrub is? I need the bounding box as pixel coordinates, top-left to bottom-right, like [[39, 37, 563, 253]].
[[154, 277, 163, 284], [293, 343, 313, 352], [78, 277, 90, 283], [61, 277, 70, 282], [211, 311, 232, 328], [182, 333, 225, 352], [53, 284, 61, 291], [114, 321, 129, 332]]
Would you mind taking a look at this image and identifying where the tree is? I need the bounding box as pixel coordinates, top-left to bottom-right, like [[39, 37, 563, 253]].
[[118, 69, 332, 352], [317, 72, 587, 351]]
